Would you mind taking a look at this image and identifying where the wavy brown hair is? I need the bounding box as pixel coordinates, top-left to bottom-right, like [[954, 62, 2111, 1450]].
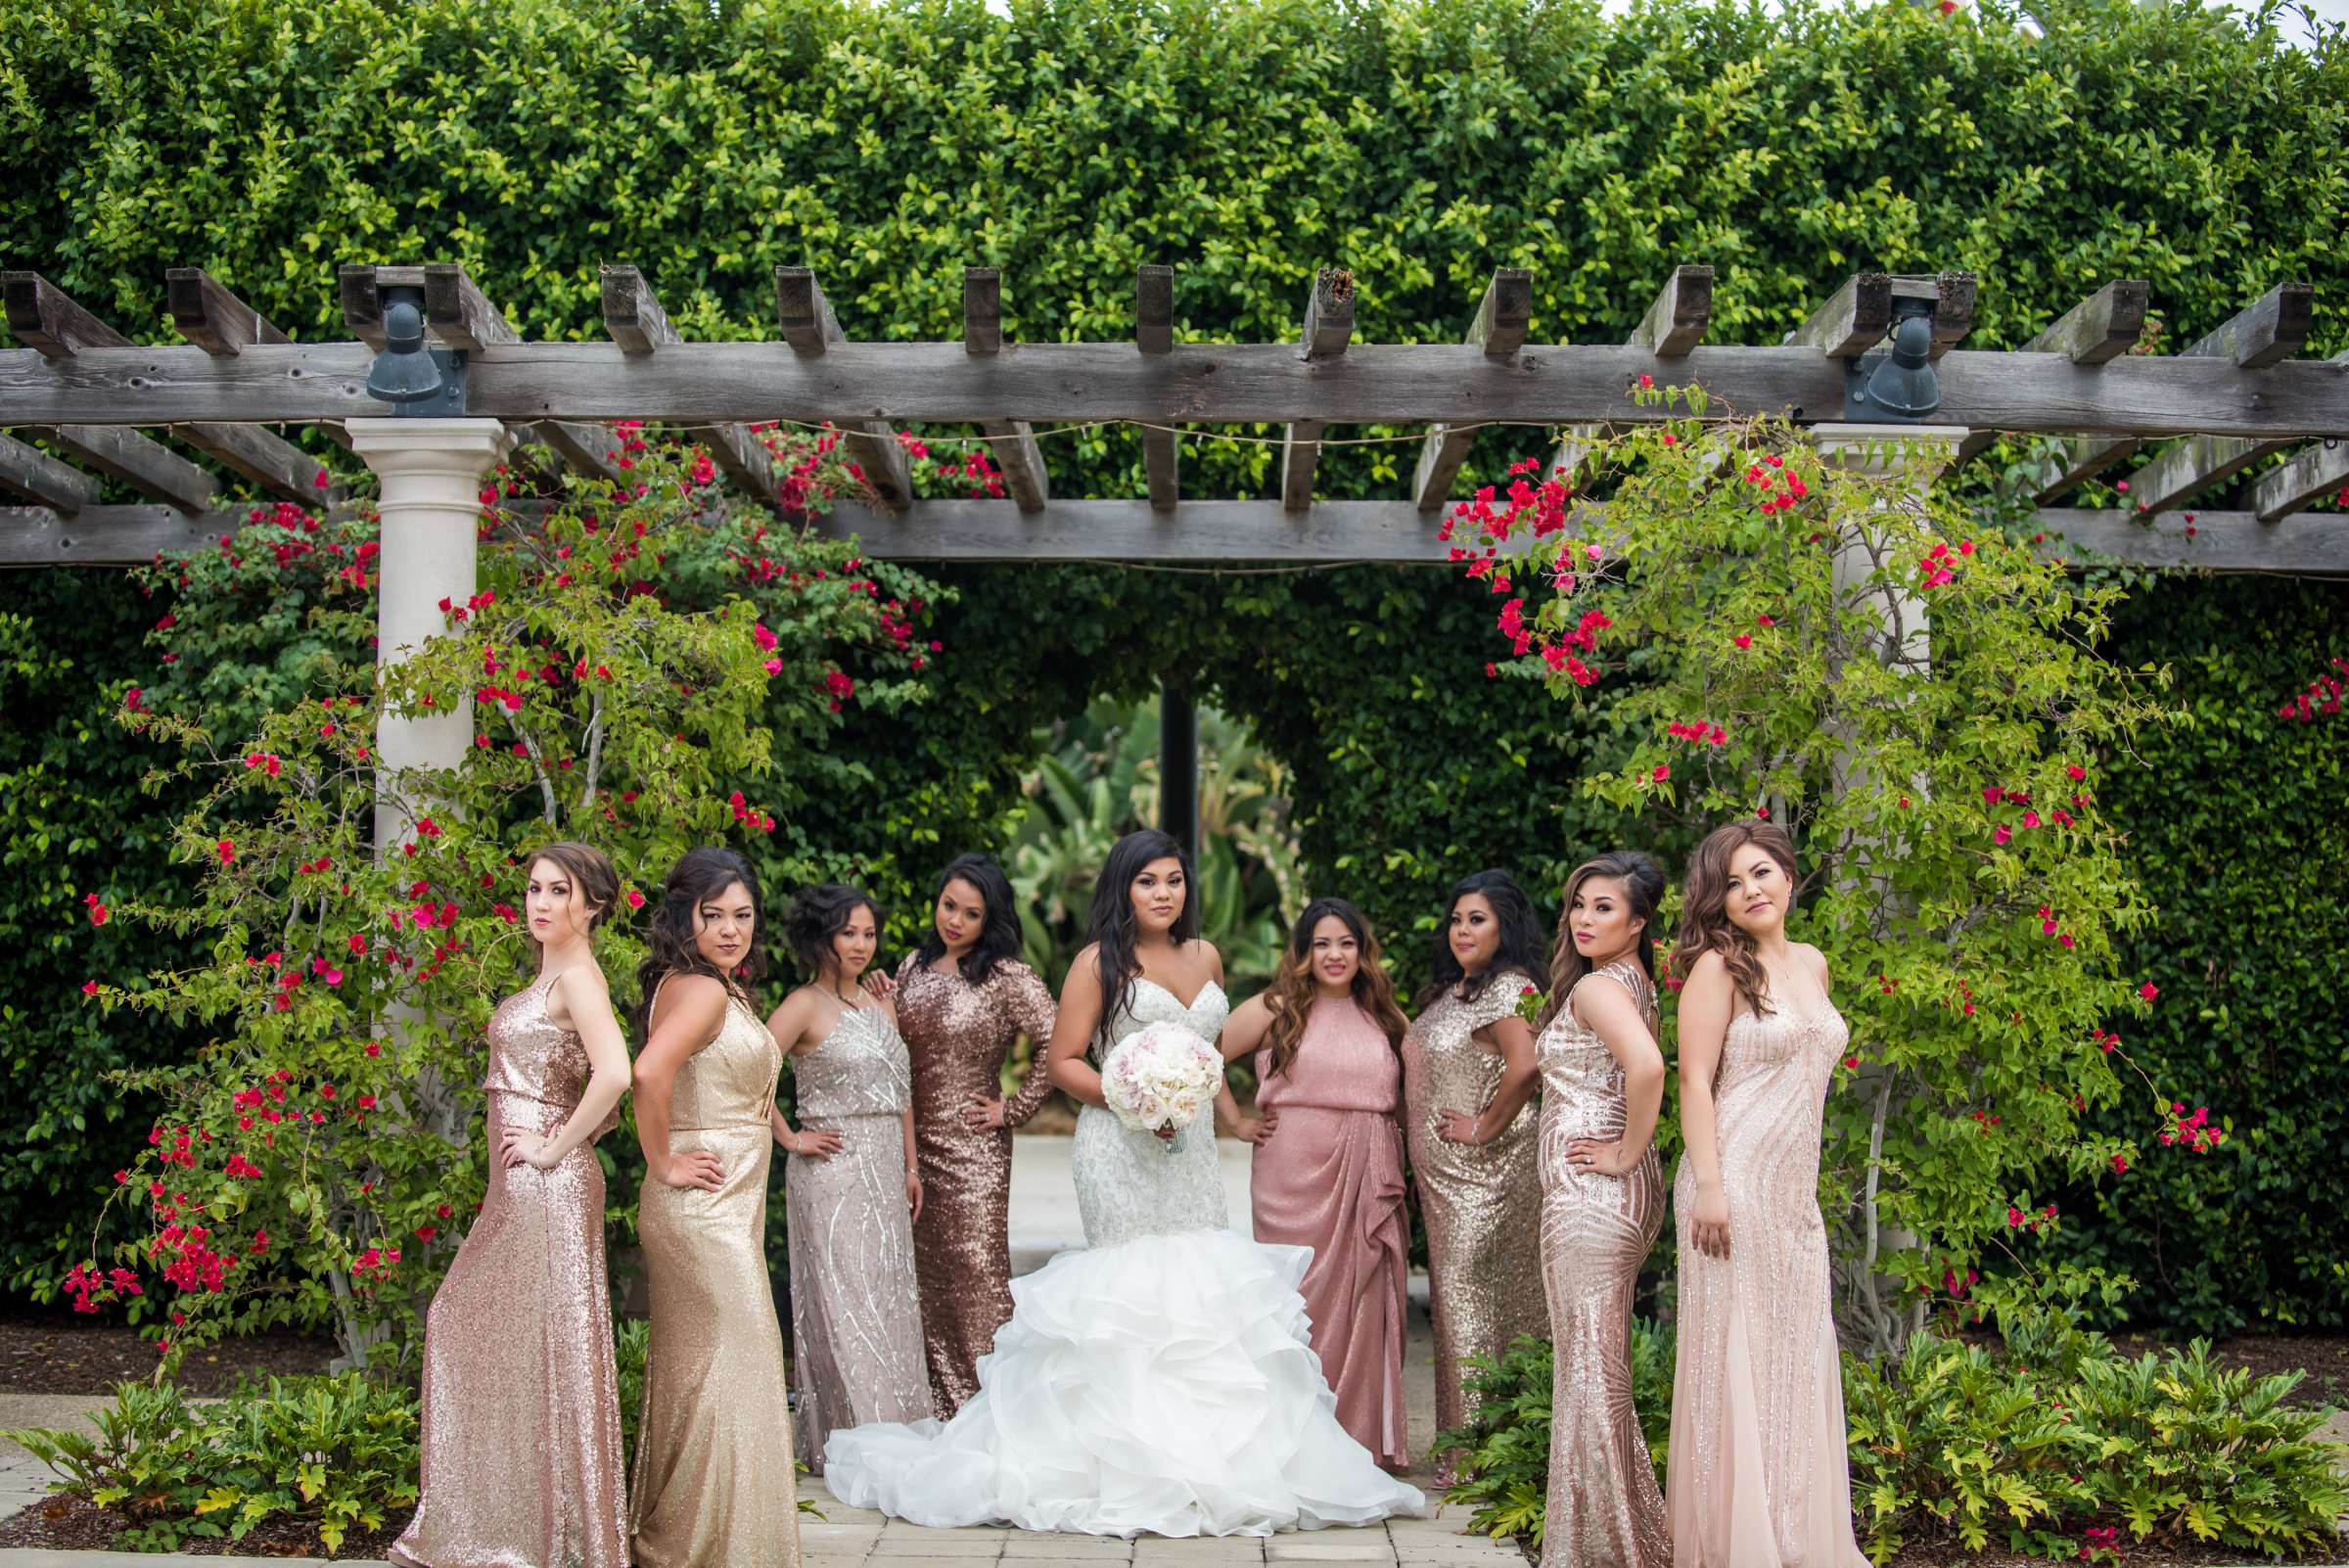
[[1533, 851, 1667, 1035], [1668, 821, 1801, 1019], [523, 840, 621, 960], [1259, 898, 1411, 1079]]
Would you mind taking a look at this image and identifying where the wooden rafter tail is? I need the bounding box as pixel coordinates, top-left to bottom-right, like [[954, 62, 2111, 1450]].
[[2033, 436, 2142, 504], [1282, 269, 1356, 513], [598, 264, 779, 504], [2128, 434, 2283, 516], [964, 268, 1047, 514], [770, 265, 911, 513], [1955, 279, 2150, 465], [32, 423, 216, 513], [166, 269, 293, 356], [0, 430, 101, 513], [1629, 264, 1714, 358], [1785, 273, 1893, 357], [2249, 438, 2349, 524], [1137, 264, 1178, 512], [1412, 267, 1532, 511], [1915, 271, 1978, 359], [0, 271, 127, 358], [160, 270, 340, 504]]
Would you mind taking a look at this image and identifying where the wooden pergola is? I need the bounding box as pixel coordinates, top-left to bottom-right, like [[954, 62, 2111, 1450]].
[[1, 260, 2344, 572]]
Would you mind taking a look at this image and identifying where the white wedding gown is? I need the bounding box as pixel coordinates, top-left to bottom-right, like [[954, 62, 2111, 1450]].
[[823, 977, 1425, 1536]]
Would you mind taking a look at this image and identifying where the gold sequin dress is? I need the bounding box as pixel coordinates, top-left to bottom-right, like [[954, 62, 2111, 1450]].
[[785, 1001, 932, 1471], [1535, 960, 1668, 1568], [894, 953, 1058, 1416], [391, 969, 627, 1568], [630, 985, 802, 1568], [1665, 995, 1868, 1568], [1402, 967, 1545, 1453]]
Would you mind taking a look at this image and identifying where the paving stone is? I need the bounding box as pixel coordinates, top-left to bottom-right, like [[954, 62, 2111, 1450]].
[[1266, 1543, 1398, 1560]]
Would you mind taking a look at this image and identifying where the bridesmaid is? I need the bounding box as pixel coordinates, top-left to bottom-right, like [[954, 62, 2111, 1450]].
[[629, 847, 810, 1568], [392, 842, 631, 1568], [1402, 867, 1546, 1477], [889, 853, 1060, 1417], [1220, 897, 1413, 1472], [1665, 822, 1868, 1568], [768, 883, 931, 1470], [1531, 852, 1670, 1568]]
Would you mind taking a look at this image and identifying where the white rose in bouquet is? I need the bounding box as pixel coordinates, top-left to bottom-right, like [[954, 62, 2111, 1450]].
[[1099, 1020, 1224, 1154]]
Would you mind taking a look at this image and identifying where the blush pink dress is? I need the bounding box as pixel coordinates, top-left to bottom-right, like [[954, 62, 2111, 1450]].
[[1666, 991, 1868, 1568], [1250, 996, 1411, 1470]]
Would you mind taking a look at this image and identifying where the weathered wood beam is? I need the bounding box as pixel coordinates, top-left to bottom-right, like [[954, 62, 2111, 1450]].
[[166, 269, 293, 356], [963, 268, 1046, 514], [12, 341, 2349, 438], [33, 424, 215, 512], [769, 266, 911, 513], [2033, 436, 2142, 502], [1629, 264, 1714, 357], [2022, 508, 2348, 574], [169, 422, 336, 505], [2126, 435, 2287, 516], [1786, 274, 1892, 357], [1138, 265, 1177, 512], [1911, 272, 1977, 359], [1411, 267, 1532, 511], [0, 272, 128, 359], [2248, 440, 2349, 524], [0, 431, 101, 513], [2038, 284, 2317, 501], [528, 421, 625, 485], [1281, 269, 1356, 513], [597, 265, 777, 503], [1955, 280, 2150, 462]]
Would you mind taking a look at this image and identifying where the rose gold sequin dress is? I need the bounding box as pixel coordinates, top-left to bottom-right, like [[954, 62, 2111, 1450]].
[[894, 953, 1058, 1416], [1535, 961, 1668, 1568], [630, 986, 801, 1568], [1251, 997, 1411, 1470], [1402, 968, 1545, 1453], [786, 1002, 932, 1471], [1666, 995, 1868, 1568], [391, 969, 627, 1568]]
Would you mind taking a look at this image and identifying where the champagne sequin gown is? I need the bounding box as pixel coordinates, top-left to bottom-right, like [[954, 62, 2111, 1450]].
[[1666, 992, 1868, 1568], [1401, 968, 1545, 1453], [391, 969, 627, 1568], [1535, 961, 1668, 1568], [785, 1002, 932, 1471], [630, 984, 802, 1568], [894, 952, 1058, 1416], [1251, 997, 1411, 1471]]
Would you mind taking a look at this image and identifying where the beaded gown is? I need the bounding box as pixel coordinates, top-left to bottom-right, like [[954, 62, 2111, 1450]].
[[1251, 996, 1411, 1471], [391, 970, 627, 1568], [785, 1000, 932, 1471], [1665, 989, 1869, 1568], [1535, 961, 1668, 1568], [894, 952, 1059, 1416], [1401, 968, 1545, 1453], [824, 978, 1425, 1536], [630, 982, 802, 1568]]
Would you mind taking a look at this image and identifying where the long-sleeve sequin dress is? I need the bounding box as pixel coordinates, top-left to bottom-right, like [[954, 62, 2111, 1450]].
[[630, 984, 802, 1568], [391, 969, 627, 1568], [1535, 960, 1668, 1568], [893, 952, 1059, 1416], [1250, 996, 1411, 1470], [1401, 967, 1545, 1459], [786, 1002, 932, 1471], [1666, 994, 1868, 1568]]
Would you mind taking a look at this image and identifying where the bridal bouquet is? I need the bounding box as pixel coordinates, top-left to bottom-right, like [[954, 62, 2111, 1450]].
[[1100, 1021, 1224, 1154]]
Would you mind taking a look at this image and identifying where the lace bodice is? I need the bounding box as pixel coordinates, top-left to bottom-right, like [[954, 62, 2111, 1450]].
[[794, 1002, 913, 1120], [1073, 976, 1233, 1248]]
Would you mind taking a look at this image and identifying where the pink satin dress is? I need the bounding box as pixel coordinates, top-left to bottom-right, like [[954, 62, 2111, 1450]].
[[1250, 996, 1411, 1470], [1666, 991, 1869, 1568]]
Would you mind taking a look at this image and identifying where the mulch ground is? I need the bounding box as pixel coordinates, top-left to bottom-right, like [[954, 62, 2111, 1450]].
[[0, 1308, 336, 1397], [0, 1494, 410, 1558], [2111, 1331, 2349, 1408]]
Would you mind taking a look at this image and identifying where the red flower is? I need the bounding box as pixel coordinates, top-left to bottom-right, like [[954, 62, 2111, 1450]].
[[84, 893, 110, 927], [81, 980, 100, 996], [2111, 1154, 2130, 1175], [2139, 982, 2159, 1001], [624, 889, 646, 910], [1652, 763, 1670, 782], [216, 840, 236, 864]]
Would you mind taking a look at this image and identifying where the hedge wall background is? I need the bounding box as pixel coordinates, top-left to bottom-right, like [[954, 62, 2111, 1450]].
[[1, 0, 2344, 1328]]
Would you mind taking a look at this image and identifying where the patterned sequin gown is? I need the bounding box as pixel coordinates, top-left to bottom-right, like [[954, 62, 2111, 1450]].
[[1666, 994, 1868, 1568], [823, 978, 1425, 1535], [1535, 961, 1668, 1568], [786, 1001, 932, 1471], [894, 953, 1058, 1416], [630, 985, 802, 1568], [391, 970, 628, 1568], [1251, 997, 1411, 1470], [1401, 968, 1545, 1451]]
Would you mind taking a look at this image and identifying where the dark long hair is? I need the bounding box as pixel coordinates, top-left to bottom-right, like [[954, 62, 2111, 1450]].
[[1428, 868, 1546, 1004], [632, 846, 764, 1038], [1670, 821, 1801, 1018], [1086, 829, 1200, 1037], [1534, 851, 1667, 1035], [915, 853, 1025, 987], [787, 882, 883, 980], [1259, 898, 1411, 1079]]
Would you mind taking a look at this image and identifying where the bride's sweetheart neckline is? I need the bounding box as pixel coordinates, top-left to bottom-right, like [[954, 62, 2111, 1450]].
[[1131, 974, 1228, 1014]]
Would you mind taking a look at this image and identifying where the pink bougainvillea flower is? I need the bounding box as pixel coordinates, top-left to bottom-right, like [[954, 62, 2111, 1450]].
[[625, 890, 647, 910], [216, 840, 235, 864], [81, 980, 100, 996], [1993, 825, 2012, 846], [2140, 982, 2159, 1001]]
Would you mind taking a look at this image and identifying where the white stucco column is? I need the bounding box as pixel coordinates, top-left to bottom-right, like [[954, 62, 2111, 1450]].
[[345, 418, 513, 851], [1815, 423, 1966, 671]]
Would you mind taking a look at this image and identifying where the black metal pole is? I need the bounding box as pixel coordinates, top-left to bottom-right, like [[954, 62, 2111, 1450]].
[[1158, 682, 1199, 854]]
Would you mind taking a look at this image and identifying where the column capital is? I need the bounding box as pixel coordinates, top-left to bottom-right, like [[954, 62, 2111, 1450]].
[[1812, 423, 1968, 478], [345, 418, 514, 473]]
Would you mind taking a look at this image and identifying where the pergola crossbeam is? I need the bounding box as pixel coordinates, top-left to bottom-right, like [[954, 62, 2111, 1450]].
[[964, 268, 1047, 514], [1411, 267, 1531, 510], [1956, 279, 2149, 462], [1137, 265, 1177, 512], [772, 266, 911, 513], [599, 265, 779, 504], [32, 423, 216, 512], [2249, 439, 2349, 524], [1546, 267, 1722, 485], [166, 269, 294, 356], [1281, 269, 1355, 512], [0, 431, 101, 513]]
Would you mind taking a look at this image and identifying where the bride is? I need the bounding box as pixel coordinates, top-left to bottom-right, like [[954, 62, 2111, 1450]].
[[823, 829, 1425, 1536]]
